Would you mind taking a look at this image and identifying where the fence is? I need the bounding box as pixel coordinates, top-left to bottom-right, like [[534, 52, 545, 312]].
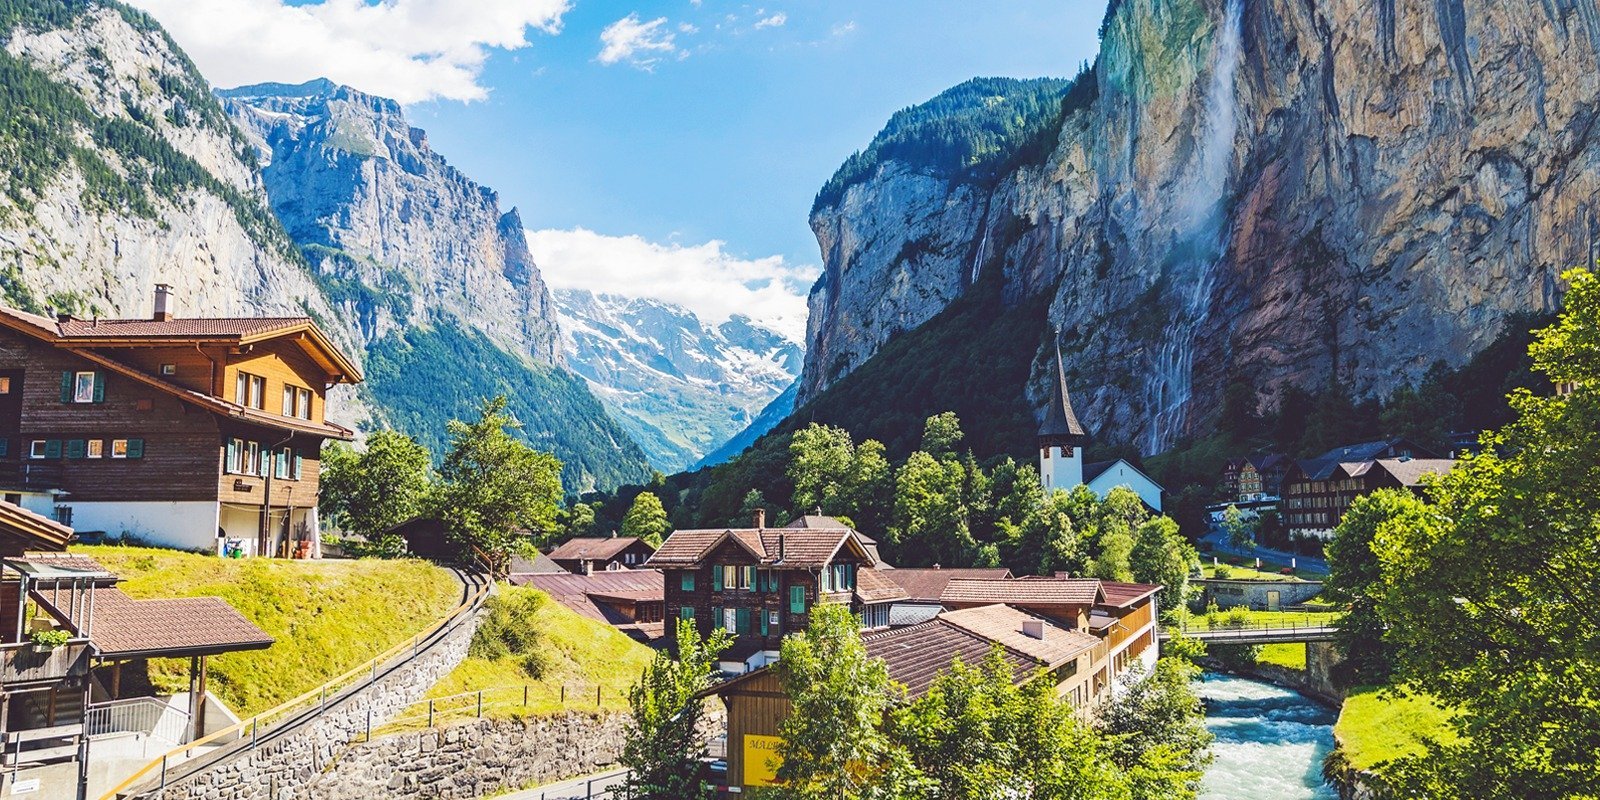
[[96, 578, 491, 800], [374, 682, 629, 738], [85, 697, 191, 749]]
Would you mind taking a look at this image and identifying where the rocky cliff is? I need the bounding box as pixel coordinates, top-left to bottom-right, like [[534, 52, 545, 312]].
[[801, 0, 1595, 454], [556, 288, 801, 472], [220, 79, 561, 366]]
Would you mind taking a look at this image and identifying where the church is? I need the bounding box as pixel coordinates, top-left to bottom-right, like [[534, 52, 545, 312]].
[[1037, 348, 1165, 511]]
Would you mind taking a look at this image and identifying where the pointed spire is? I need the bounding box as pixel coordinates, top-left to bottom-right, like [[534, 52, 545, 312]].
[[1039, 330, 1087, 446]]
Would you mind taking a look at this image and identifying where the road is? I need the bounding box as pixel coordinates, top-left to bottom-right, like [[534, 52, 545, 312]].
[[1198, 527, 1329, 575], [499, 768, 627, 800]]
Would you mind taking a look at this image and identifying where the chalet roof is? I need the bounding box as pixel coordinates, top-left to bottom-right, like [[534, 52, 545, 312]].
[[888, 603, 943, 627], [784, 515, 850, 529], [1375, 458, 1456, 487], [508, 551, 564, 575], [646, 527, 871, 569], [509, 570, 664, 625], [547, 536, 648, 563], [1246, 453, 1288, 471], [880, 568, 1013, 603], [941, 577, 1103, 607], [938, 605, 1101, 668], [854, 567, 909, 604], [6, 552, 115, 581], [1098, 581, 1162, 608], [0, 501, 75, 555], [1038, 346, 1087, 444], [863, 619, 1037, 698], [69, 586, 273, 659]]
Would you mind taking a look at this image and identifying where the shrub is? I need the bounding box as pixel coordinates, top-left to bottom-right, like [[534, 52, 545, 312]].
[[1214, 564, 1233, 579], [469, 590, 550, 679]]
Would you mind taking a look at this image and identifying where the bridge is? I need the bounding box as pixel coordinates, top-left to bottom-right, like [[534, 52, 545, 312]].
[[1158, 622, 1338, 645]]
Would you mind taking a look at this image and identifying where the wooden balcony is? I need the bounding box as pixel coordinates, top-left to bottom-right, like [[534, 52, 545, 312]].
[[0, 462, 64, 493], [0, 640, 92, 689]]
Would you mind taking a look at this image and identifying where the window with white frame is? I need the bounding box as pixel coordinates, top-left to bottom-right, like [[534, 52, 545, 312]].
[[235, 373, 265, 410], [86, 439, 103, 459], [73, 371, 96, 403], [110, 439, 128, 458], [29, 440, 47, 459]]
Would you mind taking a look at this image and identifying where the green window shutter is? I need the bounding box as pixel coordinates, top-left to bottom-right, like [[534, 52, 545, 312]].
[[0, 438, 9, 458], [789, 585, 805, 614], [294, 453, 303, 479], [736, 607, 750, 634], [59, 372, 71, 403], [64, 439, 85, 459], [679, 607, 693, 620], [760, 609, 769, 635], [44, 440, 61, 459], [711, 606, 722, 629], [92, 372, 105, 403], [745, 566, 756, 589], [680, 572, 694, 591], [712, 566, 723, 591], [126, 439, 143, 459]]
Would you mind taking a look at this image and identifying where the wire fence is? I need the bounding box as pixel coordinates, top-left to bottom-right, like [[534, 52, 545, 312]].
[[374, 682, 631, 737]]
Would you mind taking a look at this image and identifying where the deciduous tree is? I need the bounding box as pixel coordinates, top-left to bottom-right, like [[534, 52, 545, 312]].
[[617, 620, 733, 800], [435, 396, 563, 571], [622, 491, 671, 548], [319, 429, 433, 556]]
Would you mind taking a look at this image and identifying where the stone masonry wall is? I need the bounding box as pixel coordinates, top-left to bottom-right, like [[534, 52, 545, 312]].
[[306, 713, 629, 799], [145, 604, 483, 800]]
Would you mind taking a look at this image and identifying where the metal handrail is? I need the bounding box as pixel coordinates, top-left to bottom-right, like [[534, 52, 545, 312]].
[[86, 697, 190, 747], [97, 579, 491, 800]]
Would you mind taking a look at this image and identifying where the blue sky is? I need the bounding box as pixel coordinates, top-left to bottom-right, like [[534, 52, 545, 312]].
[[135, 0, 1105, 337]]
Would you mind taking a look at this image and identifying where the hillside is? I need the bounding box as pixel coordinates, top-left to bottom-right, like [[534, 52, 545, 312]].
[[798, 0, 1591, 457], [78, 545, 460, 716]]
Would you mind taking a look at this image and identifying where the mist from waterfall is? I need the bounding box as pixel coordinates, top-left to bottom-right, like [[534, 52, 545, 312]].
[[1145, 0, 1245, 453]]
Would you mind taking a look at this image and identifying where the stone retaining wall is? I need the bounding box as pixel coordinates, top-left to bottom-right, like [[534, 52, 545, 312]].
[[144, 604, 483, 800], [307, 713, 630, 799], [1196, 579, 1326, 610]]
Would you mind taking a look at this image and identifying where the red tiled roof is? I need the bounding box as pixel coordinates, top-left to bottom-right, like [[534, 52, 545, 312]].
[[854, 567, 908, 604], [511, 570, 664, 625], [646, 528, 869, 569], [55, 317, 311, 339], [938, 605, 1100, 668], [547, 536, 647, 562], [878, 568, 1013, 603], [61, 587, 273, 658], [1099, 581, 1161, 608], [645, 530, 726, 566], [0, 502, 75, 554], [941, 577, 1102, 607], [864, 619, 1037, 698]]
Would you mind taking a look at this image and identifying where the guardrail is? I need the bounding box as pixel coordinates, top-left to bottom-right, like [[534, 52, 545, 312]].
[[98, 576, 491, 800], [373, 681, 627, 737], [0, 640, 93, 688], [86, 697, 190, 749]]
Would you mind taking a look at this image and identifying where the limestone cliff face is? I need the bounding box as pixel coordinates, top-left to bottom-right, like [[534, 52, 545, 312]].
[[801, 0, 1594, 453], [221, 80, 562, 366]]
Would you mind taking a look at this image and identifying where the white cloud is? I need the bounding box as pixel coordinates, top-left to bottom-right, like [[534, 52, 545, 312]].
[[831, 20, 857, 36], [528, 228, 814, 342], [753, 11, 787, 29], [597, 13, 677, 69], [127, 0, 569, 104]]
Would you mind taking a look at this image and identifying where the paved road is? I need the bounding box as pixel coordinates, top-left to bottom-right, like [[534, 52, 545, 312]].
[[1199, 528, 1329, 575], [500, 767, 627, 800]]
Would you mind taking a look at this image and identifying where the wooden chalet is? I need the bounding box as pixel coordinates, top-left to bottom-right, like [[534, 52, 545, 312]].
[[545, 535, 656, 574], [0, 286, 361, 557], [647, 511, 899, 673], [1281, 439, 1451, 540]]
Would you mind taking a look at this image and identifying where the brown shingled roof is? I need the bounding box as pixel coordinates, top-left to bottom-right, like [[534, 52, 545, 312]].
[[55, 317, 311, 339], [864, 620, 1037, 698], [1375, 458, 1456, 487], [1099, 581, 1161, 608], [879, 568, 1013, 603], [854, 567, 908, 604], [644, 530, 726, 566], [938, 605, 1100, 668], [646, 528, 870, 569], [62, 587, 273, 659], [510, 570, 664, 625], [0, 502, 75, 555], [940, 577, 1103, 607], [547, 536, 647, 562]]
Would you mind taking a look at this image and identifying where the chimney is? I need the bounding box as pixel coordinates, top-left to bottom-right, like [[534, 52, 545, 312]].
[[932, 563, 941, 570], [777, 533, 785, 561], [1022, 619, 1046, 640], [753, 507, 766, 529], [153, 284, 173, 322]]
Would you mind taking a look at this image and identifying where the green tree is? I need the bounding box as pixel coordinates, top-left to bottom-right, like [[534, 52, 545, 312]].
[[888, 648, 1128, 800], [1130, 516, 1197, 612], [622, 491, 672, 548], [1378, 380, 1457, 455], [1363, 269, 1600, 797], [920, 411, 966, 460], [1218, 380, 1258, 440], [435, 396, 563, 572], [617, 620, 734, 800], [1094, 657, 1212, 800], [789, 424, 856, 515], [891, 451, 976, 566], [769, 604, 912, 800], [842, 438, 893, 535], [318, 430, 434, 556], [1221, 505, 1254, 550], [1324, 490, 1413, 685], [736, 489, 770, 527]]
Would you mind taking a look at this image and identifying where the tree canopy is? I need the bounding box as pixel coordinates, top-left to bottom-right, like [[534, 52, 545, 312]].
[[436, 396, 564, 571]]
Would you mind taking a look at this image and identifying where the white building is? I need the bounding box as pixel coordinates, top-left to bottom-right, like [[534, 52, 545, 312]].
[[1038, 347, 1165, 511]]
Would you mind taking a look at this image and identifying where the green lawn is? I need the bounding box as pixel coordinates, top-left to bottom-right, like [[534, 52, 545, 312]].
[[77, 545, 460, 717], [396, 585, 653, 726], [1335, 685, 1458, 770], [1255, 643, 1308, 671], [1200, 553, 1323, 581]]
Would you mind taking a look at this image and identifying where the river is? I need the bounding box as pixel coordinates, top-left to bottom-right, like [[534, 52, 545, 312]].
[[1196, 672, 1339, 799]]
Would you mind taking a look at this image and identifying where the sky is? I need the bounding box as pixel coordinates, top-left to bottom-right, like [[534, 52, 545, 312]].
[[131, 0, 1106, 340]]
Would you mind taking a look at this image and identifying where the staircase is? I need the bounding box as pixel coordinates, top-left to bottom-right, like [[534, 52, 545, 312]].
[[3, 686, 87, 766]]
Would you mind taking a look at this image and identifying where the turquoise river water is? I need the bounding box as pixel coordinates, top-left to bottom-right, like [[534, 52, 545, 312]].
[[1195, 672, 1339, 799]]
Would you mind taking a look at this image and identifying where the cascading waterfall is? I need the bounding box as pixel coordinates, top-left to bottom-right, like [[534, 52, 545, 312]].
[[1144, 0, 1245, 453]]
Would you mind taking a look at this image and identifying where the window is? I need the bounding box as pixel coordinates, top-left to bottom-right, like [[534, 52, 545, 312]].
[[74, 371, 95, 403], [111, 439, 128, 458], [62, 371, 102, 404], [235, 373, 265, 409], [274, 447, 299, 479], [298, 388, 312, 419], [30, 440, 47, 459], [160, 364, 176, 376], [0, 376, 10, 393], [86, 439, 102, 459], [680, 572, 695, 592], [789, 585, 806, 614], [679, 607, 694, 620], [227, 438, 258, 474]]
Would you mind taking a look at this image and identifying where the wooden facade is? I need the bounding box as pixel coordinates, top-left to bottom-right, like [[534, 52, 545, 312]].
[[0, 300, 359, 556]]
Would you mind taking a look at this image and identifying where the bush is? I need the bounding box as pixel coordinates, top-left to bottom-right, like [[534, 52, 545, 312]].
[[1214, 564, 1233, 579], [469, 590, 550, 679], [1223, 606, 1252, 627]]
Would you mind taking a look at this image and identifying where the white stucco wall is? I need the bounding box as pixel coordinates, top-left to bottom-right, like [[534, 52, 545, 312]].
[[1039, 445, 1083, 492], [1087, 460, 1164, 512], [64, 501, 221, 552]]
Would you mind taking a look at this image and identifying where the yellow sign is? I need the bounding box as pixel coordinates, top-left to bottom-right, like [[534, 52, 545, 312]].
[[742, 734, 783, 788]]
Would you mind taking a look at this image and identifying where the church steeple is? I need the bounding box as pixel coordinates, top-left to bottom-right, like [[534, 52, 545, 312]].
[[1039, 335, 1086, 492]]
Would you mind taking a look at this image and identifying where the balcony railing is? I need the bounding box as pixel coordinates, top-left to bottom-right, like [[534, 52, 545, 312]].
[[0, 461, 64, 492], [0, 640, 92, 688]]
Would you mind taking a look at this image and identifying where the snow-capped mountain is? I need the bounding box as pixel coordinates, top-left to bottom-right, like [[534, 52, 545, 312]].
[[556, 289, 803, 472]]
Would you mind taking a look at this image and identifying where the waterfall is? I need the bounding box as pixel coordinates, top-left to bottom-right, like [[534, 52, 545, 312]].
[[1144, 0, 1245, 453], [971, 224, 990, 284]]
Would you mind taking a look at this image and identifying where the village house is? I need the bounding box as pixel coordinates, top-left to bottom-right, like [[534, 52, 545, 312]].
[[1038, 348, 1164, 510], [1281, 438, 1452, 541], [876, 566, 1013, 627], [545, 535, 656, 574], [647, 511, 903, 674], [0, 287, 361, 557], [509, 569, 667, 645]]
